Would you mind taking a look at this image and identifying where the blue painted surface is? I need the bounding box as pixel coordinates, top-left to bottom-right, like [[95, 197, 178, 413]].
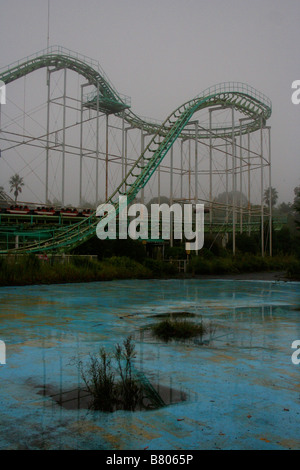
[[0, 279, 299, 450]]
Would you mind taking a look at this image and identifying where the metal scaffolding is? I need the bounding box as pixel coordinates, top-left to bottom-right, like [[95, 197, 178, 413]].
[[0, 47, 274, 254]]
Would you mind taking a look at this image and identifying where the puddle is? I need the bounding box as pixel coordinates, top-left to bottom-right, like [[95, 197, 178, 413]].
[[1, 279, 300, 449], [36, 381, 189, 411]]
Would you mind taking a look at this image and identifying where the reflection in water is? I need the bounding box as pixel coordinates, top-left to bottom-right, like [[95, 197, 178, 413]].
[[37, 330, 197, 412], [36, 378, 192, 411]]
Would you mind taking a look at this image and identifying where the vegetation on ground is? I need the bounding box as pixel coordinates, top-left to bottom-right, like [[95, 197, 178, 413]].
[[187, 252, 297, 276], [1, 183, 300, 285], [79, 336, 164, 412], [150, 318, 209, 342], [0, 249, 298, 286], [0, 254, 152, 286]]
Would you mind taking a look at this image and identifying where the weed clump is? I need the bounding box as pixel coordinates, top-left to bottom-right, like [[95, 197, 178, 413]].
[[80, 336, 162, 412], [81, 347, 116, 412], [151, 319, 207, 342]]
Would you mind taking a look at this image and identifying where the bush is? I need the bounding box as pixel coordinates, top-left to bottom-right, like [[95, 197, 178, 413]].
[[151, 319, 206, 342], [273, 227, 296, 255], [287, 260, 300, 279], [164, 245, 187, 260], [106, 256, 138, 269], [143, 258, 177, 276], [71, 256, 98, 271], [0, 254, 152, 286], [25, 253, 41, 270], [202, 235, 224, 257], [188, 257, 213, 275], [235, 233, 259, 254]]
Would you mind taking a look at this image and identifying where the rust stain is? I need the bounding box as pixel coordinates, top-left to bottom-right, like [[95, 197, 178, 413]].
[[69, 421, 123, 448], [0, 312, 27, 320], [176, 416, 210, 429], [0, 297, 59, 307], [117, 418, 160, 441], [260, 437, 270, 443], [208, 353, 237, 363], [135, 416, 187, 438], [277, 438, 300, 449]]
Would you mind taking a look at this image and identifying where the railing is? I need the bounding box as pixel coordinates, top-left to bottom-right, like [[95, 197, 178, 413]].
[[84, 89, 131, 107], [0, 45, 131, 106], [195, 82, 272, 112], [166, 258, 188, 273]]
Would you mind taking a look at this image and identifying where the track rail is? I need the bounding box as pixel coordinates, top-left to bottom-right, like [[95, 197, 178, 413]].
[[0, 47, 272, 253]]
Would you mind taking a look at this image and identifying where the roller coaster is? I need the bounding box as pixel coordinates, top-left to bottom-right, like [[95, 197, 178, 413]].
[[0, 46, 278, 254]]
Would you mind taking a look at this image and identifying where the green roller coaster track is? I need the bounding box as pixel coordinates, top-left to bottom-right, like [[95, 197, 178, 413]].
[[0, 46, 273, 254]]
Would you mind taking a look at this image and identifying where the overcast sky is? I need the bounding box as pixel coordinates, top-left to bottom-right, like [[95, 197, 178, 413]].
[[1, 0, 300, 203]]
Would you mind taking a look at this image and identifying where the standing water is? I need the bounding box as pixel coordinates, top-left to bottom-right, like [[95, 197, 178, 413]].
[[0, 279, 299, 450]]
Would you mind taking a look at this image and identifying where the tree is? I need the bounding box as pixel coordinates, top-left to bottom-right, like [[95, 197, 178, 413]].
[[292, 186, 300, 260], [52, 198, 62, 208], [293, 186, 300, 208], [277, 202, 293, 215], [263, 186, 278, 208], [215, 190, 248, 207], [293, 186, 300, 228], [9, 174, 24, 202], [146, 196, 171, 209], [80, 198, 95, 209]]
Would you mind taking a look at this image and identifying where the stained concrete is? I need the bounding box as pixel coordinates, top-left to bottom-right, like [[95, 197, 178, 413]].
[[0, 278, 299, 450]]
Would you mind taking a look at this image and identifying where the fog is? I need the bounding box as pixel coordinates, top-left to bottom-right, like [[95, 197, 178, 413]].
[[1, 0, 300, 205]]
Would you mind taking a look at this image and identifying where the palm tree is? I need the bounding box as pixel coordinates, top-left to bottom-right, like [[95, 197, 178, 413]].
[[9, 174, 24, 202], [263, 186, 278, 208]]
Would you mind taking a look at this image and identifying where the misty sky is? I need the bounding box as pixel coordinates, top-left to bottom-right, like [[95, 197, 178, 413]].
[[1, 0, 300, 204]]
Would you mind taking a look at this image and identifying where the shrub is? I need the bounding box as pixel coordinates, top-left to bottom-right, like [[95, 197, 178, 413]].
[[151, 319, 206, 342], [143, 258, 177, 276], [235, 233, 259, 254], [71, 256, 99, 272], [188, 257, 213, 274], [287, 260, 300, 279], [164, 245, 187, 260]]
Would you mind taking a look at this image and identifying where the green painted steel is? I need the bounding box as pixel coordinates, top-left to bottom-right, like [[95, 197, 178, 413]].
[[0, 47, 272, 254], [0, 46, 130, 115]]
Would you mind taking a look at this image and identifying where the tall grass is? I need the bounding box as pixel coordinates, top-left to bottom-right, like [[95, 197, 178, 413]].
[[0, 252, 296, 286], [0, 255, 152, 286], [80, 336, 153, 412], [188, 253, 297, 276]]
